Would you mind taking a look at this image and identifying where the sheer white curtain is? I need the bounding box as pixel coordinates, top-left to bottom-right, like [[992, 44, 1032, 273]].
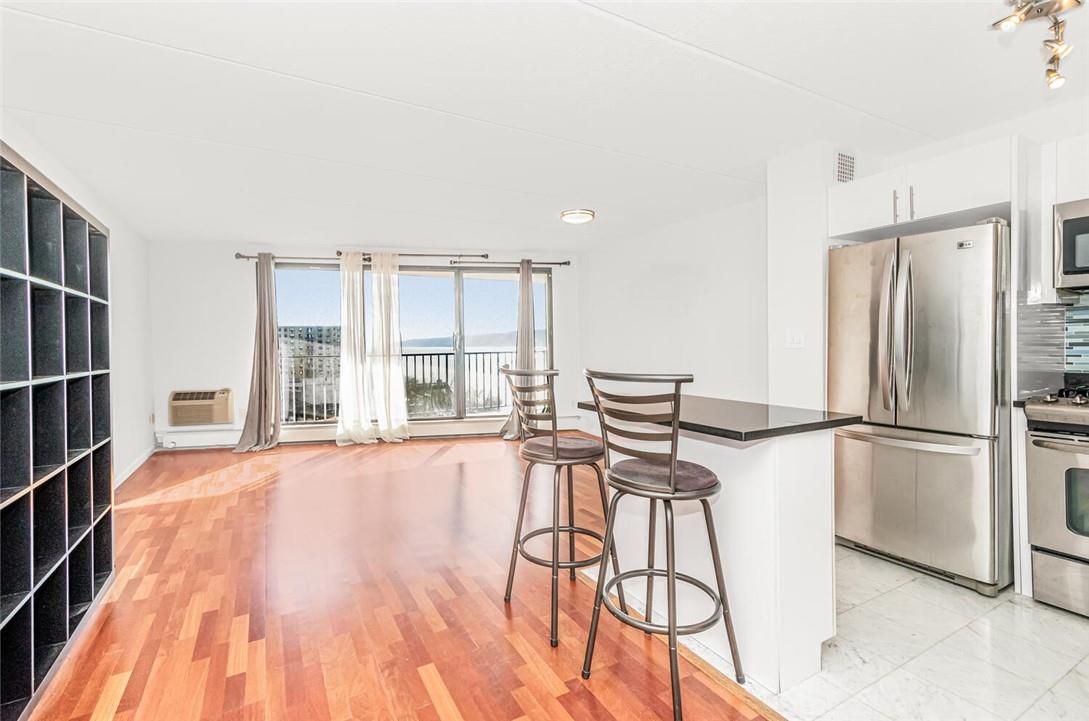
[[500, 259, 536, 439], [336, 252, 378, 445], [367, 252, 410, 441]]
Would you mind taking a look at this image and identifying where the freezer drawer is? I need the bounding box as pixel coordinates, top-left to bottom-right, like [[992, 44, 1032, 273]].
[[835, 425, 998, 584]]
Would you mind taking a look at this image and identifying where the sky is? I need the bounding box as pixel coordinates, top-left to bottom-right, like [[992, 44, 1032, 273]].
[[275, 267, 547, 346]]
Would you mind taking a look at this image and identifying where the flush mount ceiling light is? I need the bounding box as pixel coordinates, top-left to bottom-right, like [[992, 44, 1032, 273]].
[[560, 209, 595, 225], [992, 0, 1083, 88]]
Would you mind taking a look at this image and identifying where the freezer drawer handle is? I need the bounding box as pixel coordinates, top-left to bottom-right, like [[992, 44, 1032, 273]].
[[836, 429, 981, 456], [1031, 438, 1089, 455]]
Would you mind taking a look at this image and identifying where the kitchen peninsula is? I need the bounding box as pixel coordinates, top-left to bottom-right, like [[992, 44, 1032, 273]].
[[578, 396, 861, 693]]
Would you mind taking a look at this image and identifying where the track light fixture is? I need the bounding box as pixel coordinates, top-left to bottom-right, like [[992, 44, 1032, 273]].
[[991, 0, 1083, 87]]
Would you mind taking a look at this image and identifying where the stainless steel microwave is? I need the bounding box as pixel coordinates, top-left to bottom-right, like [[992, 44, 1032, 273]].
[[1056, 199, 1089, 288]]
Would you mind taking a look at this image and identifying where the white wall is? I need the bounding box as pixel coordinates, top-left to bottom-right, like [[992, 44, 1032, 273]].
[[577, 197, 768, 407], [149, 240, 585, 445], [2, 114, 155, 483]]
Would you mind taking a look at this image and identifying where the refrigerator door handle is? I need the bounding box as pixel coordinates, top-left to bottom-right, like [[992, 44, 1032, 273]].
[[877, 252, 896, 410], [894, 249, 914, 408], [836, 429, 981, 456]]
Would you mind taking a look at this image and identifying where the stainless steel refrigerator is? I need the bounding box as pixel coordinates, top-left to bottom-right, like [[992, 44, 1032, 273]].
[[827, 220, 1012, 596]]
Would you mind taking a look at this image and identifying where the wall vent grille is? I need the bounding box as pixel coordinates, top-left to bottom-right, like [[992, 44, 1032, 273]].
[[834, 152, 856, 183]]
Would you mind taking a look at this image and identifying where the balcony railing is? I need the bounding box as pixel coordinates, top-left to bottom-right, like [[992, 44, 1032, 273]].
[[279, 349, 547, 424]]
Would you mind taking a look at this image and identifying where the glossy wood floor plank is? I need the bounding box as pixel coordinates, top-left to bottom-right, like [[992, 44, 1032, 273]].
[[27, 438, 783, 721]]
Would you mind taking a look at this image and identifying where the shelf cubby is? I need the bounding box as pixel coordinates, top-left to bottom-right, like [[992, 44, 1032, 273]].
[[93, 511, 112, 595], [0, 494, 31, 626], [0, 161, 27, 275], [66, 456, 91, 548], [1, 276, 29, 383], [62, 209, 88, 294], [64, 294, 89, 374], [0, 602, 32, 721], [90, 300, 108, 372], [0, 387, 31, 502], [31, 381, 65, 480], [30, 285, 63, 378], [66, 376, 91, 457], [32, 562, 67, 689], [92, 443, 111, 519], [88, 229, 108, 301], [67, 535, 93, 634], [27, 184, 62, 286], [92, 374, 110, 444], [32, 474, 66, 584]]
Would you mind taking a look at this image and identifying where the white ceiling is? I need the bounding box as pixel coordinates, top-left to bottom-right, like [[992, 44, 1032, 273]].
[[1, 1, 1085, 250]]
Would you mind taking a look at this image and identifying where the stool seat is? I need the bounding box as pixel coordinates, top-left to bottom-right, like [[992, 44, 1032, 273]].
[[522, 435, 603, 461], [610, 458, 719, 495]]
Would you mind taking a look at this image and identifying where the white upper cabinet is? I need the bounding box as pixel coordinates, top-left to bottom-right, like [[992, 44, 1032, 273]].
[[828, 137, 1012, 239], [1057, 134, 1089, 203], [827, 167, 906, 238]]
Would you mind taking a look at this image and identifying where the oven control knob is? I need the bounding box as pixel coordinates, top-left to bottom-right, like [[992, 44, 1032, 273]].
[[1043, 394, 1059, 403], [1073, 395, 1088, 406]]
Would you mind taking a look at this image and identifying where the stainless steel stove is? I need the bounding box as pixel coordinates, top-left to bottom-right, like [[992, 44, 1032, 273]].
[[1025, 386, 1089, 618]]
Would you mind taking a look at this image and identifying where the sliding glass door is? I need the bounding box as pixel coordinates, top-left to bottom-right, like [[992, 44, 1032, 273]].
[[275, 264, 552, 424], [461, 270, 549, 416]]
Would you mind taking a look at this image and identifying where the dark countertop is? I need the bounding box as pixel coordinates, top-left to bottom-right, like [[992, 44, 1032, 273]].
[[577, 395, 862, 443]]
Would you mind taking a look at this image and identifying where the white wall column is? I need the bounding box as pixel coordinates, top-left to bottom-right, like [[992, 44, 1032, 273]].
[[766, 142, 834, 409]]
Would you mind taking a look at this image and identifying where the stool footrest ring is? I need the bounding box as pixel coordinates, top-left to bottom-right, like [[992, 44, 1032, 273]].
[[518, 526, 606, 570], [601, 568, 722, 636]]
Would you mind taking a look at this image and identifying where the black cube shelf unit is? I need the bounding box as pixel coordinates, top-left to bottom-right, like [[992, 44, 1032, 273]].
[[0, 142, 114, 721]]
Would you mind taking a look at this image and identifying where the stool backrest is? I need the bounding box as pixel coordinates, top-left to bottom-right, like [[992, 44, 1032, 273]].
[[500, 366, 560, 459], [584, 370, 693, 493]]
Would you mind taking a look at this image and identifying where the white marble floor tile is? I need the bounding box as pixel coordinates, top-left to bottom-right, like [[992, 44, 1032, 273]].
[[857, 669, 1004, 721], [857, 585, 974, 639], [818, 632, 899, 694], [768, 674, 851, 721], [904, 639, 1048, 720], [818, 697, 894, 721], [940, 620, 1080, 687], [836, 551, 919, 593], [896, 575, 1007, 619], [1017, 690, 1089, 721], [835, 545, 855, 562], [835, 606, 943, 665], [1052, 654, 1089, 707], [979, 601, 1089, 659]]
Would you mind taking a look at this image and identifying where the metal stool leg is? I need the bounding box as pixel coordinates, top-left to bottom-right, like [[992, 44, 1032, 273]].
[[701, 499, 745, 684], [505, 461, 534, 603], [581, 490, 624, 678], [664, 500, 683, 721], [646, 498, 657, 631], [567, 465, 577, 581], [550, 465, 562, 647], [589, 463, 628, 614]]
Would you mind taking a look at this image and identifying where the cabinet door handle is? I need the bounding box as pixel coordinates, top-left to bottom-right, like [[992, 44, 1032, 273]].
[[893, 189, 899, 223], [909, 185, 915, 220]]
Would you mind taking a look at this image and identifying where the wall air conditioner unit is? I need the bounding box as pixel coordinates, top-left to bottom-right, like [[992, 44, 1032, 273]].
[[169, 389, 234, 426]]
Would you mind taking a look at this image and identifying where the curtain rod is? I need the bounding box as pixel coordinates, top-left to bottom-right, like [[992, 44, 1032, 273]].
[[449, 259, 570, 266], [234, 251, 490, 262]]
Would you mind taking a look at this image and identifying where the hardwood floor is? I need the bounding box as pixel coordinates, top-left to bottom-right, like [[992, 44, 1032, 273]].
[[28, 438, 781, 721]]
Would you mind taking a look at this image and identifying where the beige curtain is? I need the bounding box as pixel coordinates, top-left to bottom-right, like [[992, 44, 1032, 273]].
[[500, 259, 535, 439], [235, 253, 281, 452]]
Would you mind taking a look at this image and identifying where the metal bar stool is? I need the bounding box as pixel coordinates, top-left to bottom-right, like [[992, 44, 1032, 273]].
[[580, 370, 744, 721], [500, 366, 627, 647]]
